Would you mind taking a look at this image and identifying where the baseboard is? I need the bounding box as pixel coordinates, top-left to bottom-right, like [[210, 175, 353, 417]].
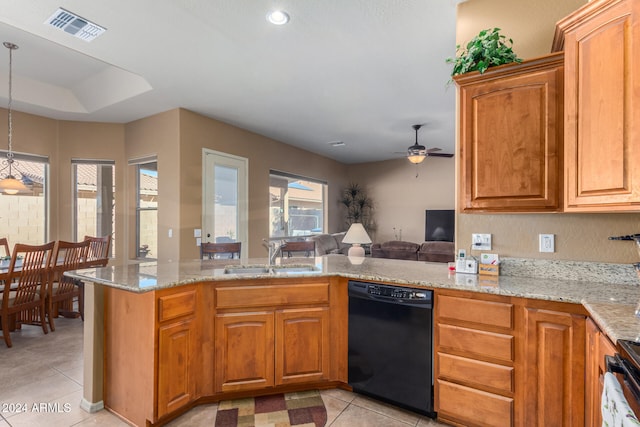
[[80, 398, 104, 413]]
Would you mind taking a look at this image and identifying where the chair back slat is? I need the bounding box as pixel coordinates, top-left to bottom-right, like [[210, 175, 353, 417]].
[[0, 237, 10, 258], [53, 240, 90, 294], [201, 242, 241, 259], [83, 235, 111, 267], [6, 242, 55, 308]]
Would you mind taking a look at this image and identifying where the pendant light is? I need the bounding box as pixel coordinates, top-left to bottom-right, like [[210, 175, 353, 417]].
[[407, 124, 427, 164], [0, 42, 30, 195]]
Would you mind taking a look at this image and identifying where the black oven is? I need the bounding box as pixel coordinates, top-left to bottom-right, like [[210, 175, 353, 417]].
[[604, 340, 640, 424]]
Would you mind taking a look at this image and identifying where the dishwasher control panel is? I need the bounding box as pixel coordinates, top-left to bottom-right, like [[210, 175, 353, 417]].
[[348, 281, 432, 303], [368, 285, 426, 300]]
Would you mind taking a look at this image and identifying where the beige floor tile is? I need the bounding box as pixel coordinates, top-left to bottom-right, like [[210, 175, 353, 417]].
[[166, 403, 218, 426], [3, 389, 91, 427], [350, 394, 421, 425], [72, 409, 131, 426], [0, 419, 9, 427], [417, 416, 447, 426], [321, 394, 350, 425], [329, 404, 416, 427], [320, 388, 357, 403]]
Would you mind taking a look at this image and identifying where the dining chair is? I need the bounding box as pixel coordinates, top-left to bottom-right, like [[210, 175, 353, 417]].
[[281, 240, 316, 258], [83, 235, 112, 268], [201, 242, 241, 259], [0, 241, 55, 348], [0, 237, 10, 258], [49, 240, 90, 328]]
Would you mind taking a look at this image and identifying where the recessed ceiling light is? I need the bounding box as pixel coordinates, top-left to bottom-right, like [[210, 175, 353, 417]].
[[329, 141, 345, 147], [266, 10, 290, 25]]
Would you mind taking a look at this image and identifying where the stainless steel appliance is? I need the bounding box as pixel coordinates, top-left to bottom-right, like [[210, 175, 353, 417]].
[[604, 340, 640, 423], [347, 280, 435, 416]]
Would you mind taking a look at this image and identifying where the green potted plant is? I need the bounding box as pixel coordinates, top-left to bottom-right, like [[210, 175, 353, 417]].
[[447, 27, 522, 78]]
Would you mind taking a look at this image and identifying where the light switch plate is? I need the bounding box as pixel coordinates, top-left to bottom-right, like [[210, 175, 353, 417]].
[[472, 233, 492, 250], [539, 234, 555, 252]]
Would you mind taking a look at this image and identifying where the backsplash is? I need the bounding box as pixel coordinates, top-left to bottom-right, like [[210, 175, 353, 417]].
[[499, 257, 638, 286]]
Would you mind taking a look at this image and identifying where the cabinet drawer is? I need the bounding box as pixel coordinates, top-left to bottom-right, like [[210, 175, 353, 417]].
[[437, 295, 513, 329], [438, 324, 514, 362], [437, 352, 513, 394], [437, 380, 513, 426], [216, 282, 329, 309], [158, 290, 196, 322]]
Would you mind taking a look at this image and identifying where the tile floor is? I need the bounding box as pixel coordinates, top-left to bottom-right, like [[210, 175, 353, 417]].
[[0, 318, 446, 426]]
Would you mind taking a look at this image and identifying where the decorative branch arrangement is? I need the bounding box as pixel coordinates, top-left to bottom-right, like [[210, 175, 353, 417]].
[[340, 183, 374, 232]]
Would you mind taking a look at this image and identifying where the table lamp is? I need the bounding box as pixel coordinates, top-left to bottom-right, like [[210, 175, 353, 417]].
[[343, 223, 372, 259]]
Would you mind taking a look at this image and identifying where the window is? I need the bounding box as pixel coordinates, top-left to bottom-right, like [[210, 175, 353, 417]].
[[130, 158, 157, 260], [269, 171, 326, 238], [0, 151, 48, 244], [72, 159, 115, 258]]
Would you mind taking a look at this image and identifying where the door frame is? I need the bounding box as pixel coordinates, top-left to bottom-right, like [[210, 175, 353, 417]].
[[202, 148, 249, 255]]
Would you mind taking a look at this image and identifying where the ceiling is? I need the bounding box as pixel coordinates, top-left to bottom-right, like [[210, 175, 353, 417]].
[[0, 1, 461, 164]]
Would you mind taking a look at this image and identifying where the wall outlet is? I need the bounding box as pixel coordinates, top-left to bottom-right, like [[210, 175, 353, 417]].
[[539, 234, 555, 253], [472, 233, 492, 250]]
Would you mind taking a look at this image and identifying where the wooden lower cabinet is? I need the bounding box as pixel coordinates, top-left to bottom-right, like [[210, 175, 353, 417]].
[[103, 277, 347, 427], [214, 311, 275, 392], [275, 307, 330, 385], [214, 306, 330, 392], [585, 318, 617, 427], [522, 307, 586, 427], [435, 290, 588, 427], [435, 292, 515, 426], [157, 318, 196, 417]]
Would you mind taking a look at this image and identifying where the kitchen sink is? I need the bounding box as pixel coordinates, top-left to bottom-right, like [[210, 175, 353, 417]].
[[270, 265, 320, 274], [223, 265, 320, 275], [223, 266, 270, 274]]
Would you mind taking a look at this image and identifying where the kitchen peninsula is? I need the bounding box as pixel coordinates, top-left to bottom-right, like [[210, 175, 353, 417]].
[[67, 255, 640, 426]]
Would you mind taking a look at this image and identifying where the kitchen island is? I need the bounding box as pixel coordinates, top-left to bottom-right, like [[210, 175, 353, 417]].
[[66, 255, 640, 426]]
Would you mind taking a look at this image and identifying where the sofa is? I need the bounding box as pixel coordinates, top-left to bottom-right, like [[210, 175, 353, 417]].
[[308, 232, 349, 256], [371, 240, 455, 263]]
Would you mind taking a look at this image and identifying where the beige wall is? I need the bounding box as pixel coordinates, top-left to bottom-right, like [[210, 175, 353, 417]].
[[0, 110, 129, 264], [124, 110, 180, 262], [178, 109, 349, 259], [349, 157, 455, 244], [455, 0, 640, 264], [456, 0, 587, 61]]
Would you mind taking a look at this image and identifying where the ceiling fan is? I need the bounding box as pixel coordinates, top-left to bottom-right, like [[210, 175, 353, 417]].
[[405, 124, 454, 164]]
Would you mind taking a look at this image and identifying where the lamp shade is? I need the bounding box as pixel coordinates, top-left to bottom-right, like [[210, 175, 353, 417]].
[[343, 223, 372, 245], [0, 176, 29, 195]]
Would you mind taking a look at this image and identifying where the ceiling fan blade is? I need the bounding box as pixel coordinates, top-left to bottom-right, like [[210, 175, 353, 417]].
[[426, 147, 442, 153], [427, 152, 454, 158]]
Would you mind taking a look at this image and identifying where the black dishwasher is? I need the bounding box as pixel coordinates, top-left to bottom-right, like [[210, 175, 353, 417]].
[[348, 280, 435, 417]]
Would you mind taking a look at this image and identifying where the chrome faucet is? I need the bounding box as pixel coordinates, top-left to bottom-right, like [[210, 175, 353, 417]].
[[262, 239, 283, 265]]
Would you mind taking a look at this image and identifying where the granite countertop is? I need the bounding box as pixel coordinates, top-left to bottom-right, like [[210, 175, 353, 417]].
[[65, 255, 640, 343]]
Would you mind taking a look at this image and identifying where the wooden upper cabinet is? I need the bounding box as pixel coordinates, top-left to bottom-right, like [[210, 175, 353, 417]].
[[555, 0, 640, 211], [455, 53, 564, 212]]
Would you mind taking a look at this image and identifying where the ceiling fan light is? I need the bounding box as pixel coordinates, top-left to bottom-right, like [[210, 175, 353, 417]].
[[407, 143, 426, 164], [407, 154, 426, 164]]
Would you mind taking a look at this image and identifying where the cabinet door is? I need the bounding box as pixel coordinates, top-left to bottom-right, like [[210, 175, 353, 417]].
[[523, 308, 586, 427], [564, 0, 640, 210], [158, 318, 195, 417], [456, 54, 563, 212], [585, 318, 617, 427], [275, 307, 330, 385], [214, 311, 275, 392]]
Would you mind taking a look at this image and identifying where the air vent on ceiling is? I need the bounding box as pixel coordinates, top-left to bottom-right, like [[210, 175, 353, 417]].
[[45, 8, 106, 42]]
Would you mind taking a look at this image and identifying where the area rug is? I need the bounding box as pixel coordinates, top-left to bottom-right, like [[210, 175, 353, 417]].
[[214, 390, 327, 427]]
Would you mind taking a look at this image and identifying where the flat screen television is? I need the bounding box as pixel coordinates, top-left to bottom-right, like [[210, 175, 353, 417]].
[[425, 210, 455, 242]]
